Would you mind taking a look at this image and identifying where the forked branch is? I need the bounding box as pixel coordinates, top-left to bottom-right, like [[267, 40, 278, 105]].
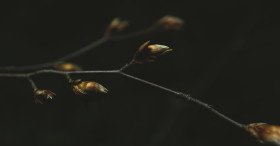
[[0, 62, 245, 129], [1, 16, 280, 145]]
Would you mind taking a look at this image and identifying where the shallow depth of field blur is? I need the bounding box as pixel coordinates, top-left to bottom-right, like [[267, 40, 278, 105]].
[[1, 1, 280, 146]]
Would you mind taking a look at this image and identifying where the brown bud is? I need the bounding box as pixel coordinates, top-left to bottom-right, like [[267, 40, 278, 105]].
[[54, 62, 82, 71], [72, 79, 108, 95], [155, 15, 184, 30], [245, 123, 280, 145], [105, 17, 129, 35], [132, 41, 172, 64], [34, 89, 56, 104]]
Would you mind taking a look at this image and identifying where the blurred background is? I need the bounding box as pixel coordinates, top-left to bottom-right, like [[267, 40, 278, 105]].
[[1, 0, 280, 146]]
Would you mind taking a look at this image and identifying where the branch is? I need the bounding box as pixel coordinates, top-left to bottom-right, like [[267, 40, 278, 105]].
[[2, 15, 277, 145], [119, 71, 244, 128], [0, 27, 155, 72], [0, 66, 244, 128], [27, 77, 38, 91]]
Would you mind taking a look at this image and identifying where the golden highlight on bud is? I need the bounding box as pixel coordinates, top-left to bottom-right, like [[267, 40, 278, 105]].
[[155, 15, 184, 30], [132, 41, 172, 64], [72, 79, 108, 95], [105, 17, 129, 35], [34, 89, 55, 104], [54, 62, 82, 71], [245, 123, 280, 145]]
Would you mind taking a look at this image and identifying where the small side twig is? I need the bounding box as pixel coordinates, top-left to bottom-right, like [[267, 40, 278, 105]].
[[119, 60, 135, 71], [65, 73, 73, 83], [0, 65, 244, 128], [27, 77, 38, 91], [0, 28, 155, 72], [3, 15, 275, 145]]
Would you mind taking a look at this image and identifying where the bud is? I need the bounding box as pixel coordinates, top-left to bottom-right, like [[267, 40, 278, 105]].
[[54, 62, 82, 71], [72, 79, 108, 95], [132, 41, 172, 64], [155, 15, 184, 30], [34, 89, 56, 104], [105, 17, 129, 35], [245, 123, 280, 145]]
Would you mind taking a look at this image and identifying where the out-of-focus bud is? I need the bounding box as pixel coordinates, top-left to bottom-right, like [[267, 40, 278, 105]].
[[54, 62, 82, 71], [155, 15, 184, 30], [245, 123, 280, 145], [34, 89, 55, 104], [132, 41, 172, 64], [72, 79, 108, 95], [105, 17, 129, 35]]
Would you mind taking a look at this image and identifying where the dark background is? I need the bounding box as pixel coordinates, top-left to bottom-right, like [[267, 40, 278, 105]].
[[1, 0, 280, 146]]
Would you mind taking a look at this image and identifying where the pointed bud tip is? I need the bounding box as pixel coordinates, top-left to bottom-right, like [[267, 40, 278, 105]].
[[133, 41, 172, 64], [98, 85, 109, 93]]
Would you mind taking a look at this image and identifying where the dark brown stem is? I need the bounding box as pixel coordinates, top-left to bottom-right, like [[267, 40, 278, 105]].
[[0, 27, 155, 72], [0, 67, 244, 128], [118, 71, 245, 128]]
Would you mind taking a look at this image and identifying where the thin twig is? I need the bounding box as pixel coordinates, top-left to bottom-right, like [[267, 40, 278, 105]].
[[119, 60, 135, 71], [0, 67, 244, 128], [0, 70, 120, 78], [110, 27, 155, 41], [27, 77, 38, 91], [65, 73, 73, 83], [119, 71, 245, 128], [0, 19, 244, 130], [56, 36, 109, 63], [0, 73, 27, 77], [0, 27, 155, 72]]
